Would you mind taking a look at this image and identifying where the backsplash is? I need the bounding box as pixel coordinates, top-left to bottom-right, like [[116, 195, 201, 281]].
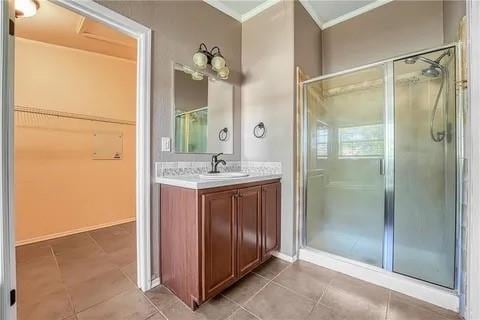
[[155, 161, 282, 177]]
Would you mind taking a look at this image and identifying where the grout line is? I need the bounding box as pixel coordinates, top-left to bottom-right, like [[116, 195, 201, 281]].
[[385, 290, 392, 320], [303, 276, 335, 318], [50, 246, 77, 317], [237, 262, 294, 308], [221, 293, 262, 320], [85, 231, 108, 255], [134, 281, 171, 320]]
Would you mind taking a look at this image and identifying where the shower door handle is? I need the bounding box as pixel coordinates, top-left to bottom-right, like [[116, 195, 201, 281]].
[[379, 159, 385, 176]]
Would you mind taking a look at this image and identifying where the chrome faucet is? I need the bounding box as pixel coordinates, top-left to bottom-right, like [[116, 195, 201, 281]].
[[209, 153, 226, 173]]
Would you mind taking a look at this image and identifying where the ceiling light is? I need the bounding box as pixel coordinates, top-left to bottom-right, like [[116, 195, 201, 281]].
[[15, 0, 39, 18]]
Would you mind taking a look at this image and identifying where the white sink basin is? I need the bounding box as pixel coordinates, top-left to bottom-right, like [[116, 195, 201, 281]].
[[199, 172, 249, 179]]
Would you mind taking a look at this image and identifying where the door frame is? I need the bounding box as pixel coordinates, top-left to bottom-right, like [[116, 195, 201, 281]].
[[1, 1, 153, 311], [1, 0, 16, 319], [465, 0, 480, 319], [53, 0, 153, 292]]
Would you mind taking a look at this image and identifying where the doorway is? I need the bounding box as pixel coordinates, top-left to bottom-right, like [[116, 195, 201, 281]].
[[0, 0, 152, 319]]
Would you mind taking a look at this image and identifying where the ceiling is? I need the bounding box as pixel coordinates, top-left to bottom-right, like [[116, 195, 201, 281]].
[[204, 0, 393, 28], [16, 0, 136, 60]]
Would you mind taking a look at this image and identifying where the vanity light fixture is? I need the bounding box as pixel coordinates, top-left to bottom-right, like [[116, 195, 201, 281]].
[[15, 0, 39, 18], [193, 43, 229, 80]]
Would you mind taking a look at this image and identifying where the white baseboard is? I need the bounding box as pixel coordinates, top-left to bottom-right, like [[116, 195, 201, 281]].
[[272, 251, 298, 263], [299, 248, 459, 312], [16, 217, 136, 246], [151, 277, 160, 288]]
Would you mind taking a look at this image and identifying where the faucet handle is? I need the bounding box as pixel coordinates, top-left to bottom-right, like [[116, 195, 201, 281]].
[[212, 153, 223, 161]]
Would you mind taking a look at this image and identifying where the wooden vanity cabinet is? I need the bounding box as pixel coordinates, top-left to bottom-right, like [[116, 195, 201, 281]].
[[160, 179, 281, 310]]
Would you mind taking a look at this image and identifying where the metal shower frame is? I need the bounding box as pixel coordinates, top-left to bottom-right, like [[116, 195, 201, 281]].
[[297, 42, 463, 293]]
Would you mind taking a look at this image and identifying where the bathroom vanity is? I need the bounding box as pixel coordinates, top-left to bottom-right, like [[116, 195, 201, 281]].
[[158, 174, 281, 309]]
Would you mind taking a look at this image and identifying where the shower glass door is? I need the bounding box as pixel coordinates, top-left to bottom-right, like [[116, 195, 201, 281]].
[[392, 48, 456, 288], [304, 66, 386, 267]]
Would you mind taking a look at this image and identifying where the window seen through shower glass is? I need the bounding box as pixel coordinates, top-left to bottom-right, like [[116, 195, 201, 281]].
[[305, 66, 386, 267], [338, 124, 384, 158]]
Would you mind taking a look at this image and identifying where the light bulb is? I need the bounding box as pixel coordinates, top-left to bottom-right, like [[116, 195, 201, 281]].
[[217, 66, 230, 80], [211, 55, 226, 71], [192, 71, 204, 81], [15, 0, 39, 18], [193, 51, 208, 69]]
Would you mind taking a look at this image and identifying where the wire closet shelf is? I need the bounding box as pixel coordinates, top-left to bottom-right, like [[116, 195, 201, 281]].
[[14, 105, 136, 126]]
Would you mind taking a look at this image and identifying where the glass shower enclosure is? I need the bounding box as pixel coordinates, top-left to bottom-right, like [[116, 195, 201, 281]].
[[302, 45, 459, 289]]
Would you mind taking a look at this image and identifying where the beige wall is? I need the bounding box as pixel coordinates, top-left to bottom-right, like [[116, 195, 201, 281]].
[[242, 1, 296, 256], [15, 38, 136, 243], [321, 0, 445, 74], [96, 0, 242, 278]]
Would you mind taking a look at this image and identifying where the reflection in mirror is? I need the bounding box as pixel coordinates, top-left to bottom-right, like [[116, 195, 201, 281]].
[[173, 64, 233, 154]]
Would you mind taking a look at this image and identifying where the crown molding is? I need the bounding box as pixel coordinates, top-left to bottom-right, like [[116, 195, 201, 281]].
[[298, 0, 325, 29], [205, 0, 394, 30], [203, 0, 242, 22], [241, 0, 282, 22], [321, 0, 394, 29]]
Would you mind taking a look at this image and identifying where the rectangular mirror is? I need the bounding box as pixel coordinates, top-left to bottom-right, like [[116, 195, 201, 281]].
[[173, 63, 233, 154]]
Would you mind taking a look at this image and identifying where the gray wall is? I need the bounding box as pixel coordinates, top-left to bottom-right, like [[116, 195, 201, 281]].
[[241, 1, 296, 256], [321, 0, 445, 74], [97, 0, 241, 279], [443, 0, 466, 43], [294, 1, 322, 77]]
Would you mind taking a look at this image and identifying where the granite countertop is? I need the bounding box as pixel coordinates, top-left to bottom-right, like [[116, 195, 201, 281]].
[[154, 172, 282, 189]]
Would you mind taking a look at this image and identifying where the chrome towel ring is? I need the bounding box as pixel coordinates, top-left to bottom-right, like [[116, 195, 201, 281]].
[[253, 122, 266, 138]]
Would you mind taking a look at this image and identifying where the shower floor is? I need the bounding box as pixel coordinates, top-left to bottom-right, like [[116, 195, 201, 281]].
[[307, 229, 453, 287]]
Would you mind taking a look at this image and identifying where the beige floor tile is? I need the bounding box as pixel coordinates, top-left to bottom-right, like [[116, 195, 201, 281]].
[[145, 313, 167, 320], [121, 261, 137, 283], [306, 303, 348, 320], [16, 242, 53, 264], [16, 255, 58, 278], [90, 225, 134, 253], [50, 233, 99, 256], [253, 257, 290, 280], [17, 288, 74, 320], [108, 244, 137, 267], [120, 221, 137, 235], [222, 273, 268, 305], [76, 289, 156, 320], [244, 282, 316, 320], [273, 260, 336, 301], [162, 295, 238, 320], [16, 256, 64, 303], [145, 285, 180, 312], [68, 269, 136, 312], [320, 274, 389, 320], [227, 308, 259, 320], [388, 292, 460, 320], [56, 252, 118, 286]]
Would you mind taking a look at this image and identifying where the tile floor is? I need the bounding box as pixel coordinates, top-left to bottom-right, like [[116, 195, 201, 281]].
[[16, 222, 461, 320]]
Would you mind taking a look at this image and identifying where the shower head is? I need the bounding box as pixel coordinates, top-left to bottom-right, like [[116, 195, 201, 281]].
[[422, 65, 441, 78], [403, 49, 450, 78], [404, 57, 419, 64]]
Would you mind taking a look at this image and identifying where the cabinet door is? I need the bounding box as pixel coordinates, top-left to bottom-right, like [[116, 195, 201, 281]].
[[201, 190, 237, 300], [262, 182, 281, 258], [237, 186, 262, 276]]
